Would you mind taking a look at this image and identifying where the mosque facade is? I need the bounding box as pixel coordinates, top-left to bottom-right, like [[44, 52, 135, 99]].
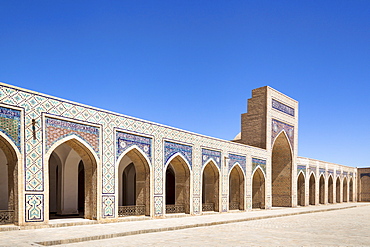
[[0, 82, 365, 226]]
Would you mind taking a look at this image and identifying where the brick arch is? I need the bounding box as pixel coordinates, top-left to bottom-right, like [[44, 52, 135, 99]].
[[349, 178, 354, 202], [343, 177, 348, 202], [117, 146, 151, 216], [319, 174, 325, 204], [201, 160, 220, 212], [46, 135, 99, 220], [328, 175, 334, 203], [336, 177, 341, 203], [309, 173, 316, 205], [164, 154, 191, 214], [229, 164, 245, 211], [297, 172, 305, 206], [272, 131, 292, 207], [0, 132, 21, 225], [252, 167, 265, 209]]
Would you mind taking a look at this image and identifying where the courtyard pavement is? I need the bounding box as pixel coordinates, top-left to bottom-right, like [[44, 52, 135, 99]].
[[0, 202, 369, 246]]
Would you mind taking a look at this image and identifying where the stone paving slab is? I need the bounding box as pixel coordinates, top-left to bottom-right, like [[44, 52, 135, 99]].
[[0, 203, 368, 247]]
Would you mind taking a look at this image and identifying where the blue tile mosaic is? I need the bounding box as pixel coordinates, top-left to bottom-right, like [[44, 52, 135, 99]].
[[272, 99, 294, 117], [25, 194, 43, 222], [229, 153, 246, 174], [272, 119, 294, 149], [309, 166, 316, 174], [319, 168, 326, 175], [164, 141, 192, 168], [252, 158, 266, 175], [297, 165, 306, 175], [202, 148, 221, 169], [360, 173, 370, 178], [0, 106, 21, 150], [116, 131, 151, 161]]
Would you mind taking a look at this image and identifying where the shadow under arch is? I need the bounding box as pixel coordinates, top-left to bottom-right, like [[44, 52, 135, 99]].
[[271, 131, 293, 207], [228, 163, 245, 211], [328, 175, 334, 203], [309, 173, 316, 205], [319, 174, 325, 204], [117, 145, 151, 216], [297, 171, 305, 206], [343, 177, 348, 202], [164, 153, 191, 214], [252, 167, 265, 209], [336, 177, 341, 203], [201, 159, 220, 212], [349, 178, 353, 202], [46, 135, 99, 220], [0, 133, 21, 225]]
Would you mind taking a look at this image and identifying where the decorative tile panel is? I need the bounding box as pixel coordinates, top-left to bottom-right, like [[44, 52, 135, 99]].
[[0, 106, 21, 150], [164, 141, 192, 168], [229, 153, 246, 174], [272, 119, 294, 148], [116, 131, 152, 161], [154, 196, 163, 216], [328, 169, 334, 175], [252, 158, 266, 175], [360, 173, 370, 178], [102, 195, 115, 218], [309, 166, 316, 174], [45, 117, 100, 156], [350, 172, 353, 177], [202, 148, 221, 169], [193, 197, 200, 214], [272, 99, 295, 117], [343, 171, 348, 177], [319, 168, 326, 175], [297, 165, 306, 175], [336, 170, 341, 177], [25, 194, 43, 222]]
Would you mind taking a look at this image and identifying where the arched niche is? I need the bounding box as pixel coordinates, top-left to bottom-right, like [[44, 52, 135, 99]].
[[297, 172, 305, 206], [117, 147, 151, 216], [165, 154, 191, 214], [0, 134, 20, 225], [202, 160, 220, 212], [47, 137, 98, 220], [229, 164, 245, 211], [252, 168, 265, 209], [271, 131, 293, 207]]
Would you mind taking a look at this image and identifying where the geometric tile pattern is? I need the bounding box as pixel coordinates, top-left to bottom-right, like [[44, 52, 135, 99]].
[[309, 166, 316, 175], [343, 171, 348, 177], [102, 195, 115, 218], [154, 196, 163, 216], [229, 153, 246, 174], [45, 117, 100, 156], [116, 131, 151, 161], [25, 194, 43, 222], [297, 165, 306, 175], [328, 169, 334, 175], [252, 158, 266, 175], [164, 141, 192, 168], [272, 119, 294, 149], [272, 99, 295, 117], [336, 170, 341, 177], [0, 106, 21, 150], [319, 168, 326, 176], [201, 148, 221, 169]]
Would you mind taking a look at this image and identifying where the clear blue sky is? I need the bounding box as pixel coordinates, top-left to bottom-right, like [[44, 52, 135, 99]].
[[1, 1, 369, 167]]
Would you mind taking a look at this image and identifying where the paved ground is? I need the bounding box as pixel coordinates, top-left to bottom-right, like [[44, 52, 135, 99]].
[[0, 203, 369, 246]]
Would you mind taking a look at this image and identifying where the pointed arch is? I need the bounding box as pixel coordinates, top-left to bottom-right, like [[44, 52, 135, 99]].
[[229, 164, 245, 210], [349, 178, 354, 202], [319, 174, 325, 204], [0, 132, 21, 225], [272, 131, 293, 207], [297, 172, 305, 206], [336, 177, 341, 203], [343, 177, 348, 202], [328, 175, 334, 203], [164, 153, 191, 214], [309, 173, 316, 205], [46, 135, 99, 220], [201, 160, 220, 212], [252, 167, 265, 209], [117, 146, 151, 216]]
